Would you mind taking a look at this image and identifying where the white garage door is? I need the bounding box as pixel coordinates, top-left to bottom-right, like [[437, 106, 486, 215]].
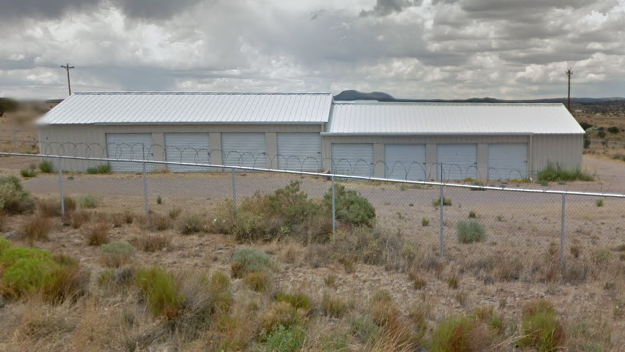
[[277, 133, 321, 171], [222, 133, 266, 168], [165, 133, 210, 172], [437, 144, 477, 180], [332, 144, 374, 177], [385, 144, 426, 181], [106, 134, 154, 172], [488, 143, 528, 180]]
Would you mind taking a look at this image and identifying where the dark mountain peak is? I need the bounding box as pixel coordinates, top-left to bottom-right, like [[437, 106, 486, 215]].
[[334, 90, 395, 101]]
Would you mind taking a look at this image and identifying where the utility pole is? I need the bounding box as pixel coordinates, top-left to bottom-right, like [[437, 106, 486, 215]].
[[61, 63, 75, 96], [565, 68, 573, 112]]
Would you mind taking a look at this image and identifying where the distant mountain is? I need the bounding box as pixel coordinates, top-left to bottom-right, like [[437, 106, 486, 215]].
[[333, 91, 625, 104]]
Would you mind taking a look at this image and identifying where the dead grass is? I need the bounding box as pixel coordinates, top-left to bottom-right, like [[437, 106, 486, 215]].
[[70, 211, 91, 229], [132, 234, 171, 252], [83, 222, 110, 246], [20, 214, 53, 243]]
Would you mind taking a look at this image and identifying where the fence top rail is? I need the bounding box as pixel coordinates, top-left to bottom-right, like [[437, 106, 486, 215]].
[[2, 151, 624, 198]]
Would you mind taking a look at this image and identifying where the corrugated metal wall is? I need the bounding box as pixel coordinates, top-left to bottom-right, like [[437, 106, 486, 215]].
[[530, 134, 584, 177]]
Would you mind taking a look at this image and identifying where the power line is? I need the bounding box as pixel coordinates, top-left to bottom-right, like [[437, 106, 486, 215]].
[[61, 63, 75, 96]]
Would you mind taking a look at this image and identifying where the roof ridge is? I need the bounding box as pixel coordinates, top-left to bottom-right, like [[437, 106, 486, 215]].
[[74, 91, 332, 96], [333, 101, 565, 107]]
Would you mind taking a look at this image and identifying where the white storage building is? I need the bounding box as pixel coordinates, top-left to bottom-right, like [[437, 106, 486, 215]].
[[37, 92, 585, 180]]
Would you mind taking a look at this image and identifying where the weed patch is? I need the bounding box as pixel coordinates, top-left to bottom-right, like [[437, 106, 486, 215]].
[[39, 160, 55, 173], [86, 164, 111, 174], [135, 266, 183, 319], [537, 163, 594, 182], [432, 197, 452, 207], [456, 220, 487, 243]]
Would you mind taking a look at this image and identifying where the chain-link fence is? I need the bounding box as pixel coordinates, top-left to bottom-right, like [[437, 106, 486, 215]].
[[2, 149, 625, 280]]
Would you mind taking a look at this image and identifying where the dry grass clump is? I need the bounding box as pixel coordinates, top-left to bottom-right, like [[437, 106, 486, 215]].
[[168, 207, 182, 220], [261, 301, 304, 334], [20, 214, 53, 243], [135, 266, 183, 319], [431, 306, 507, 352], [132, 234, 171, 252], [321, 292, 350, 318], [37, 197, 76, 217], [519, 299, 566, 351], [100, 241, 134, 268], [276, 292, 312, 312], [147, 213, 171, 232], [243, 272, 272, 292], [77, 194, 100, 209], [83, 222, 110, 246], [177, 213, 207, 235], [69, 210, 91, 229]]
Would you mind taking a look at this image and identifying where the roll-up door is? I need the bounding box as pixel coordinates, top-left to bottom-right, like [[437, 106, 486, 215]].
[[106, 133, 154, 172], [277, 133, 321, 171], [437, 144, 477, 180], [385, 144, 426, 180], [165, 133, 210, 172], [222, 133, 267, 168], [488, 143, 528, 180], [331, 143, 374, 177]]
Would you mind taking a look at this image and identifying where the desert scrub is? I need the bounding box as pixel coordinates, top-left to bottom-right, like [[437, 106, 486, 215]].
[[262, 325, 306, 352], [100, 241, 134, 268], [324, 184, 375, 227], [231, 247, 273, 278], [177, 213, 206, 234], [321, 292, 350, 318], [133, 234, 171, 252], [432, 197, 452, 207], [276, 292, 312, 311], [20, 215, 53, 243], [262, 301, 303, 333], [135, 266, 183, 319], [243, 272, 271, 292], [84, 222, 110, 246], [37, 197, 76, 217], [519, 299, 565, 351], [456, 220, 487, 243], [421, 217, 429, 226], [70, 210, 91, 229], [0, 175, 34, 214], [0, 243, 86, 303], [431, 312, 505, 352], [537, 163, 594, 182], [86, 164, 111, 174], [39, 160, 55, 173], [78, 194, 100, 208], [148, 213, 171, 232]]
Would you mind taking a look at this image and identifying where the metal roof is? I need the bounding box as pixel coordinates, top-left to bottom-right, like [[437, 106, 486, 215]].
[[38, 92, 333, 125], [325, 102, 585, 135]]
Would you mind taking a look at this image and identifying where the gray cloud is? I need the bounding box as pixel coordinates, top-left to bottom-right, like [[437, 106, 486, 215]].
[[360, 0, 421, 17]]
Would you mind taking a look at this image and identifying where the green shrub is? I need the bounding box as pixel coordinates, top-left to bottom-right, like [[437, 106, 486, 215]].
[[78, 194, 100, 208], [21, 168, 37, 178], [431, 315, 497, 352], [231, 247, 272, 278], [135, 266, 183, 319], [432, 197, 452, 207], [0, 175, 34, 214], [268, 181, 320, 227], [39, 160, 55, 173], [456, 220, 487, 243], [321, 292, 349, 318], [101, 241, 134, 268], [276, 292, 312, 311], [468, 210, 476, 218], [608, 126, 620, 134], [86, 164, 111, 174], [519, 299, 565, 351], [421, 217, 430, 227], [596, 199, 604, 207], [0, 238, 11, 256], [263, 325, 306, 352], [156, 195, 163, 205], [324, 184, 375, 227], [537, 164, 594, 182]]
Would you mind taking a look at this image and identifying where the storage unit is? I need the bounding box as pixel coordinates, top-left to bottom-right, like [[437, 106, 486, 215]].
[[487, 143, 528, 180], [164, 133, 210, 172], [106, 133, 154, 172], [437, 144, 477, 180], [222, 133, 266, 168], [385, 144, 426, 180], [331, 143, 374, 177], [277, 133, 321, 171]]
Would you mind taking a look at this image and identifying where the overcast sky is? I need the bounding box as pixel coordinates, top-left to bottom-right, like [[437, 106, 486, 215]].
[[1, 0, 624, 99]]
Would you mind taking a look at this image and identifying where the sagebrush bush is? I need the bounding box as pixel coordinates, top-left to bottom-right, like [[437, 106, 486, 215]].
[[263, 325, 306, 352], [136, 266, 183, 319], [231, 247, 273, 278], [84, 222, 110, 246], [520, 299, 566, 351], [20, 215, 52, 243], [0, 175, 34, 214], [39, 160, 55, 173], [456, 220, 487, 243], [78, 194, 100, 208], [100, 241, 134, 268], [324, 184, 375, 227]]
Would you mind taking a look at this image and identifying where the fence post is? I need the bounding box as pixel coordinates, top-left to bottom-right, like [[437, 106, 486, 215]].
[[332, 174, 336, 241], [439, 163, 444, 257], [142, 144, 149, 221], [561, 193, 566, 273], [232, 168, 237, 215], [57, 156, 65, 216]]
